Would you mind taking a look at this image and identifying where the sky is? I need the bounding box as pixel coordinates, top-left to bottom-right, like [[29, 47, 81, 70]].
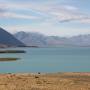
[[0, 0, 90, 36]]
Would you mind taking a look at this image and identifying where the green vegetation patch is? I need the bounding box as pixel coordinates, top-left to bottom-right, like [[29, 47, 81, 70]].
[[0, 58, 19, 61], [0, 50, 26, 53]]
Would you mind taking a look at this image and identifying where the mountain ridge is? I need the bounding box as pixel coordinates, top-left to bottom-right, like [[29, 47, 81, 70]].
[[14, 31, 90, 47], [0, 27, 25, 47]]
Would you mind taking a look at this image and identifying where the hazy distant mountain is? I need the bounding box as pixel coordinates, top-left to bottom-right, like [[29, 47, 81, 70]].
[[14, 31, 47, 47], [14, 31, 90, 47], [68, 35, 90, 46], [0, 27, 25, 47]]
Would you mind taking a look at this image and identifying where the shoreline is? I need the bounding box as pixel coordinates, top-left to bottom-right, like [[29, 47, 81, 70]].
[[0, 72, 90, 90]]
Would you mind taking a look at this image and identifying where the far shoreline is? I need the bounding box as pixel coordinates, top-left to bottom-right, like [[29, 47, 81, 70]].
[[0, 50, 26, 53], [0, 58, 19, 61]]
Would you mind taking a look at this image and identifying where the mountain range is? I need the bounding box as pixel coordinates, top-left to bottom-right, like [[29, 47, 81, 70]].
[[14, 31, 90, 47], [0, 27, 89, 48], [0, 27, 25, 48]]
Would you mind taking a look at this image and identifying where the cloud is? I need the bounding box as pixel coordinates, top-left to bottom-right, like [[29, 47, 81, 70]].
[[4, 24, 90, 36], [0, 3, 39, 20], [0, 11, 39, 20], [0, 3, 7, 16], [2, 12, 39, 19], [43, 4, 90, 24], [0, 1, 90, 23]]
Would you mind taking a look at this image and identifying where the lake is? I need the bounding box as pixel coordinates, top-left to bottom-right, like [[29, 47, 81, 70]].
[[0, 47, 90, 73]]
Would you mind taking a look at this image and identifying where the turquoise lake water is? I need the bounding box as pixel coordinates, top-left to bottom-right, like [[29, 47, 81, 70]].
[[0, 47, 90, 73]]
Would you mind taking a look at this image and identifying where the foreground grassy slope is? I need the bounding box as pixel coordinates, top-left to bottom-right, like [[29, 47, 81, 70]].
[[0, 73, 90, 90]]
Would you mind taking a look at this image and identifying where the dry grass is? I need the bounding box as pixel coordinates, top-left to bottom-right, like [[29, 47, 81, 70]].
[[0, 73, 90, 90]]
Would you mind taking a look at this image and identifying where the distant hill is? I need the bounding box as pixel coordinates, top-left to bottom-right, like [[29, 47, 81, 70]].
[[14, 31, 47, 47], [14, 31, 90, 47], [0, 27, 25, 47]]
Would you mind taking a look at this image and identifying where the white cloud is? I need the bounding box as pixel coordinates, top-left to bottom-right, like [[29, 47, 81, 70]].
[[0, 1, 90, 23], [2, 12, 39, 19], [4, 24, 90, 37], [0, 3, 39, 19], [0, 0, 90, 36], [3, 2, 90, 23]]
